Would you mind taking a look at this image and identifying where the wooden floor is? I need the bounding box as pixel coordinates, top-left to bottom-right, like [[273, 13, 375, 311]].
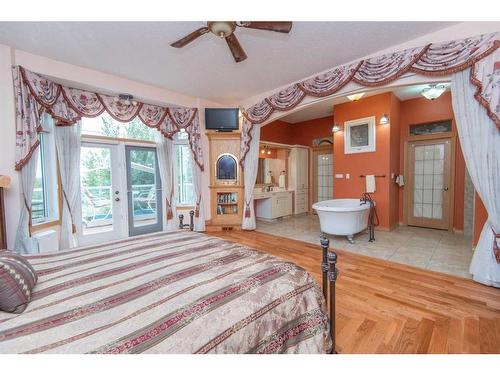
[[212, 230, 500, 354]]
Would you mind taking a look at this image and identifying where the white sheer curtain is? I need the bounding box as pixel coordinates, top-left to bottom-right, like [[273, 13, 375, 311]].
[[155, 132, 177, 231], [55, 119, 81, 249], [242, 124, 261, 230], [191, 153, 205, 232], [14, 150, 38, 254], [451, 63, 500, 287]]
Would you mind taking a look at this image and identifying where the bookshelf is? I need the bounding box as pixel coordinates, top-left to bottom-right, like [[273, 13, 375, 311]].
[[207, 132, 243, 229]]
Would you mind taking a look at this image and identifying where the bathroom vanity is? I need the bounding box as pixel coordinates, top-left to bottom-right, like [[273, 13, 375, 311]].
[[254, 190, 293, 220]]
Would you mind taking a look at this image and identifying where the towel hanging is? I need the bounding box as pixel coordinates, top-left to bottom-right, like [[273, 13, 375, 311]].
[[365, 175, 376, 193]]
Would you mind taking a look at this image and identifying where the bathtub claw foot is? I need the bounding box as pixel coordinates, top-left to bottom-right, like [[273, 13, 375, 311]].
[[347, 235, 354, 244]]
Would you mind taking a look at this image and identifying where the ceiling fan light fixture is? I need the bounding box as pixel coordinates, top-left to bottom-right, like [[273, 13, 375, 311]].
[[421, 84, 447, 100], [208, 21, 236, 38], [347, 92, 365, 102]]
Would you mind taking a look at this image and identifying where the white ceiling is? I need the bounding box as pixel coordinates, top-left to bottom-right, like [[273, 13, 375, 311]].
[[0, 22, 456, 104], [280, 83, 451, 123]]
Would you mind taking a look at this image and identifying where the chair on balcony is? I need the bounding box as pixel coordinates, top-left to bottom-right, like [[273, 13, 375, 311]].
[[82, 187, 112, 227], [134, 186, 156, 214]]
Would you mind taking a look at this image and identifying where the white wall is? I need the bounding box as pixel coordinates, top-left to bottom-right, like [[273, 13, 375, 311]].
[[0, 44, 224, 249]]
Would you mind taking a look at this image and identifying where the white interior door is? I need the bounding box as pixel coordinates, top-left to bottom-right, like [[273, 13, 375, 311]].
[[78, 142, 128, 245]]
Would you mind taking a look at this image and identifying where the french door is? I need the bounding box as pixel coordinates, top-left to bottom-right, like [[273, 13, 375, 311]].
[[312, 145, 333, 205], [406, 138, 452, 230], [78, 141, 162, 246], [125, 146, 162, 236]]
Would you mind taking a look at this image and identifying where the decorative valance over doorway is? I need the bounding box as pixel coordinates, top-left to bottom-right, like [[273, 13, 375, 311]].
[[12, 66, 204, 172], [240, 32, 500, 165]]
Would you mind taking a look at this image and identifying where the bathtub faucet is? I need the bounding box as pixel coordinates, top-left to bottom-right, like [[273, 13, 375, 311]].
[[360, 192, 373, 205]]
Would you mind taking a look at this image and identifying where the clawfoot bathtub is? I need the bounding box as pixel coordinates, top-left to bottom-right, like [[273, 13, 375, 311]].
[[312, 199, 373, 243]]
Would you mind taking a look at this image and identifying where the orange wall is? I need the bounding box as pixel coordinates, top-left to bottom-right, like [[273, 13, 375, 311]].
[[398, 92, 466, 230], [332, 92, 397, 230], [260, 120, 294, 144], [261, 116, 332, 147]]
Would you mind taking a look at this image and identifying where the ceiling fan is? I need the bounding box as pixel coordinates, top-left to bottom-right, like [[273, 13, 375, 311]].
[[170, 21, 293, 63]]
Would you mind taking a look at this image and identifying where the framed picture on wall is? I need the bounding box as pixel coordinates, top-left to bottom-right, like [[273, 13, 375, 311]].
[[343, 116, 376, 154]]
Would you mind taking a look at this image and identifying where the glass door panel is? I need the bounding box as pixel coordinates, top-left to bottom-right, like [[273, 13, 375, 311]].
[[407, 138, 451, 230], [312, 146, 333, 205], [79, 143, 124, 244], [126, 146, 162, 236]]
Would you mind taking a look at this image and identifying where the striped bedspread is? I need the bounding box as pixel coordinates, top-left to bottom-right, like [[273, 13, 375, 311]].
[[0, 231, 332, 354]]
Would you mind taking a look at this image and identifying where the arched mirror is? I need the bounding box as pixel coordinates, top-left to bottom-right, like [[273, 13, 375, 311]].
[[216, 154, 237, 181]]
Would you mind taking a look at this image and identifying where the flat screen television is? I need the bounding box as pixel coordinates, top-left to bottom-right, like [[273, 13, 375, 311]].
[[205, 108, 239, 131]]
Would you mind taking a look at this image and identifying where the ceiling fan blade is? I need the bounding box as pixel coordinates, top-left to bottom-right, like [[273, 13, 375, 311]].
[[170, 27, 209, 48], [238, 22, 292, 33], [225, 33, 247, 63]]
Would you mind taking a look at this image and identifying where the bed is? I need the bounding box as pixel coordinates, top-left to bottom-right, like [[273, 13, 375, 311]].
[[0, 230, 335, 354]]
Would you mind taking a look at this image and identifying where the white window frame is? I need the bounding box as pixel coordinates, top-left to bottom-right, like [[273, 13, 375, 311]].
[[32, 122, 59, 225], [173, 132, 195, 207]]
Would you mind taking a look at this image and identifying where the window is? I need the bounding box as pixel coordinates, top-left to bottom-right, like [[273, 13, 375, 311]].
[[174, 132, 195, 206], [409, 120, 452, 136], [32, 122, 59, 225], [81, 114, 156, 141]]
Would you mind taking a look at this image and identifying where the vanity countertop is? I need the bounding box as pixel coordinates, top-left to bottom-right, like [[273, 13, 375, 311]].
[[254, 189, 293, 200]]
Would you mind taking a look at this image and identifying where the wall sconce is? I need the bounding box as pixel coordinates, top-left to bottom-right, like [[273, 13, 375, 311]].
[[379, 113, 390, 125], [332, 123, 341, 133]]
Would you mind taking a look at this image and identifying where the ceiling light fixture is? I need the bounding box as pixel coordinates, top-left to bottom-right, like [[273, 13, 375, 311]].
[[332, 124, 341, 133], [208, 21, 236, 39], [379, 114, 390, 125], [347, 93, 365, 102], [421, 84, 446, 100]]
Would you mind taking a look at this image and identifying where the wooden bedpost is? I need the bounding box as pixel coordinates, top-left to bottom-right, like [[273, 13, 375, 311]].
[[327, 250, 338, 354], [178, 212, 195, 231], [189, 210, 195, 231], [320, 235, 329, 299]]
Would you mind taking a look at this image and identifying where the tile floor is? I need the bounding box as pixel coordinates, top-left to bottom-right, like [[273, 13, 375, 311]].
[[256, 214, 474, 278]]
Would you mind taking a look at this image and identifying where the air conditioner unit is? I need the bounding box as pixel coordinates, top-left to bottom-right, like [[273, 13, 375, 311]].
[[33, 230, 59, 253]]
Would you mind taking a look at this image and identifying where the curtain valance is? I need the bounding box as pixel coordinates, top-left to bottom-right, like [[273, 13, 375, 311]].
[[13, 66, 204, 171], [240, 32, 500, 165]]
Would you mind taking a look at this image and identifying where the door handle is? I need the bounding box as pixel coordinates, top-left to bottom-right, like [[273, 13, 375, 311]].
[[115, 197, 120, 202], [443, 187, 449, 191], [115, 191, 119, 195]]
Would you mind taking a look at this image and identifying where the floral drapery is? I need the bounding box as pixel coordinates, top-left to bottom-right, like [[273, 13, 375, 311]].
[[13, 66, 204, 172], [240, 32, 500, 166]]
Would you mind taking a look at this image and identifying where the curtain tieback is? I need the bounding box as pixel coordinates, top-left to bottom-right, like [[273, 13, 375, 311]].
[[62, 189, 77, 234], [492, 227, 500, 264], [166, 193, 173, 220], [244, 200, 252, 218], [23, 196, 32, 237], [195, 196, 201, 218]]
